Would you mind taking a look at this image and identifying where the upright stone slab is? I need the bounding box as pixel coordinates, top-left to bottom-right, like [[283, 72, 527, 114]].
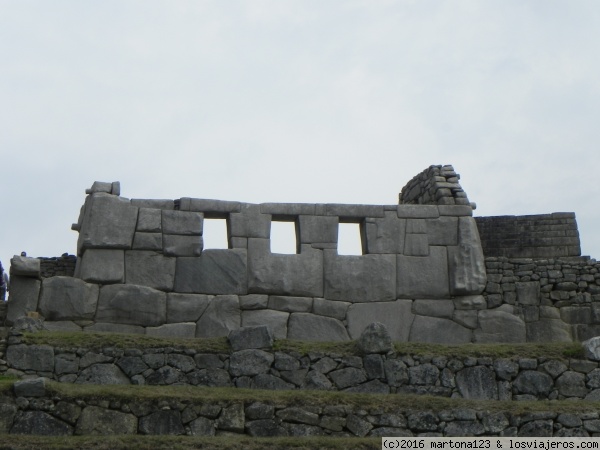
[[195, 295, 241, 337], [38, 276, 99, 321], [174, 249, 248, 295], [324, 251, 396, 302], [6, 276, 41, 325], [397, 246, 450, 298], [77, 193, 138, 253], [78, 249, 125, 284], [448, 217, 486, 295], [347, 300, 414, 341], [363, 213, 406, 254], [242, 309, 289, 339], [247, 238, 323, 297], [96, 284, 167, 327], [125, 251, 176, 291]]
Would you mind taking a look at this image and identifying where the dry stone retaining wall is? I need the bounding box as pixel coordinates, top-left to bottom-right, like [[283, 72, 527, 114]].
[[4, 378, 600, 437], [6, 334, 600, 402]]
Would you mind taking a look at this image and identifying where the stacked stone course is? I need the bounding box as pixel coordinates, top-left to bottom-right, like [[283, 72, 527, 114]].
[[5, 381, 600, 437], [7, 333, 600, 402], [39, 254, 77, 278], [476, 214, 581, 259], [399, 165, 471, 207]]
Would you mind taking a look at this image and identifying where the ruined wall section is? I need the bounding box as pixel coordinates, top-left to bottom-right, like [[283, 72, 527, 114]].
[[399, 164, 472, 207], [6, 181, 488, 343], [475, 213, 581, 259]]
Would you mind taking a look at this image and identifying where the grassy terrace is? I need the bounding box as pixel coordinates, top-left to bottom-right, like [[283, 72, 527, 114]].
[[0, 435, 381, 450], [21, 330, 585, 360]]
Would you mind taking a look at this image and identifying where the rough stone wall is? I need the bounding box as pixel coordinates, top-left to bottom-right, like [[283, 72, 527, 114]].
[[39, 254, 77, 278], [475, 213, 581, 259], [6, 378, 600, 437], [480, 256, 600, 342], [399, 165, 471, 207], [6, 337, 600, 402]]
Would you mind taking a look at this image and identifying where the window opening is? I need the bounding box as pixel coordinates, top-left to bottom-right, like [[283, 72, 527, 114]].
[[337, 222, 364, 255], [202, 218, 229, 249], [270, 220, 298, 254]]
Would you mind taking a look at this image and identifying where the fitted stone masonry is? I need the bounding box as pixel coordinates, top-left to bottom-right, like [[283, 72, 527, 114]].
[[5, 165, 587, 343]]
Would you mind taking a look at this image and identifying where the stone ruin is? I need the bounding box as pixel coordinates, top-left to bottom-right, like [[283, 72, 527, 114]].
[[6, 164, 597, 343]]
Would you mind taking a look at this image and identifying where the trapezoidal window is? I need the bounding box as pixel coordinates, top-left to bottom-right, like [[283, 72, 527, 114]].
[[202, 217, 229, 249], [270, 219, 298, 254], [337, 222, 364, 255]]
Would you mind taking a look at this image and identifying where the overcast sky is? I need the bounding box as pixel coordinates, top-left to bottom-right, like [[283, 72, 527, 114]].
[[1, 1, 599, 270]]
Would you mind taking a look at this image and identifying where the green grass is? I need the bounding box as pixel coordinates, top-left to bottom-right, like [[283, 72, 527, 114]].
[[21, 331, 585, 360], [13, 380, 600, 416], [0, 435, 381, 450]]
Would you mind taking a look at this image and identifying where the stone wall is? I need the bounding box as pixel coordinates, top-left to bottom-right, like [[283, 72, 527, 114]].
[[4, 377, 600, 437], [479, 256, 600, 343], [475, 214, 581, 259], [5, 330, 600, 402], [6, 178, 488, 342], [399, 165, 471, 207], [39, 254, 77, 278]]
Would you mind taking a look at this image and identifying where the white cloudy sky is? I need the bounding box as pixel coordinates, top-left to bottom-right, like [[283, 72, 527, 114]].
[[1, 1, 599, 270]]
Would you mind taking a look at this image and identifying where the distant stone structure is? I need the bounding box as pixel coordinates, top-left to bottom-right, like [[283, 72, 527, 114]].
[[6, 165, 598, 344]]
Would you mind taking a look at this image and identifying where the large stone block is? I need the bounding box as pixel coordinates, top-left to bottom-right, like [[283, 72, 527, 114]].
[[167, 293, 211, 323], [6, 344, 54, 372], [516, 282, 540, 306], [130, 199, 174, 209], [96, 284, 167, 327], [161, 210, 203, 235], [448, 217, 486, 295], [474, 310, 526, 343], [78, 249, 125, 284], [426, 216, 458, 246], [77, 193, 138, 253], [76, 406, 138, 435], [6, 276, 41, 325], [456, 366, 498, 400], [268, 296, 312, 313], [125, 251, 176, 291], [174, 250, 248, 295], [136, 208, 162, 232], [324, 251, 395, 302], [312, 298, 349, 320], [412, 299, 454, 319], [325, 204, 384, 219], [346, 300, 414, 341], [38, 276, 99, 321], [229, 204, 271, 238], [163, 234, 203, 257], [287, 313, 349, 341], [132, 232, 162, 250], [397, 205, 439, 219], [409, 316, 472, 344], [241, 309, 289, 339], [364, 213, 405, 254], [9, 255, 41, 277], [297, 215, 338, 245], [397, 246, 449, 298], [248, 238, 323, 297], [181, 197, 242, 214], [84, 323, 145, 334], [195, 295, 240, 337], [526, 319, 572, 342]]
